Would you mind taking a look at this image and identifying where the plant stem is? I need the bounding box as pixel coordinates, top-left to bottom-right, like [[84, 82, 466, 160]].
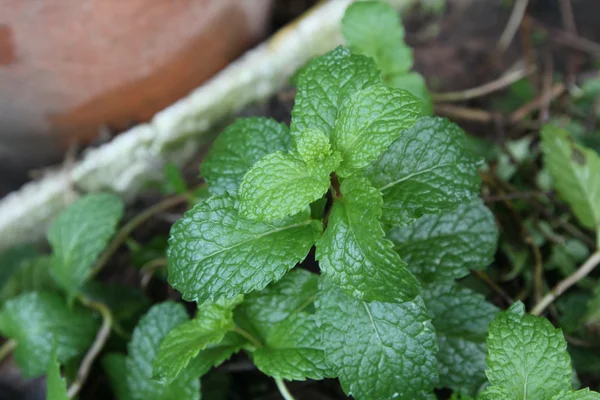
[[140, 257, 168, 290], [67, 297, 113, 399], [497, 0, 529, 51], [90, 194, 189, 277], [0, 339, 16, 363], [274, 377, 297, 400], [431, 65, 535, 102], [232, 327, 263, 349], [531, 250, 600, 316]]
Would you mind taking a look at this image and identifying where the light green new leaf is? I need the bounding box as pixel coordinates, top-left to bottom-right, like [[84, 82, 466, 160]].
[[238, 150, 340, 221], [291, 46, 381, 137], [238, 269, 319, 338], [316, 176, 420, 302], [48, 193, 124, 298], [47, 347, 68, 400], [541, 125, 600, 235], [366, 117, 480, 226], [153, 296, 242, 384], [167, 193, 320, 303], [126, 302, 200, 400], [0, 291, 98, 377], [295, 128, 332, 164], [316, 278, 438, 400], [103, 353, 133, 400], [388, 200, 497, 282], [253, 312, 330, 381], [202, 118, 293, 195], [551, 389, 600, 400], [422, 282, 499, 395], [482, 302, 572, 400], [332, 84, 422, 176], [342, 1, 412, 78]]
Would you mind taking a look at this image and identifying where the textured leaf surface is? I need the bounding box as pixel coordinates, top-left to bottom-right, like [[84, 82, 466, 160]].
[[541, 125, 600, 233], [422, 282, 498, 394], [103, 353, 133, 400], [483, 302, 572, 400], [342, 1, 412, 78], [253, 312, 329, 381], [46, 348, 68, 400], [185, 332, 246, 378], [153, 296, 242, 384], [238, 269, 319, 338], [291, 47, 381, 137], [295, 128, 332, 164], [167, 194, 320, 302], [48, 193, 124, 297], [366, 117, 480, 226], [239, 151, 339, 221], [332, 84, 422, 176], [202, 118, 293, 195], [551, 389, 600, 400], [315, 278, 438, 400], [316, 176, 419, 302], [0, 292, 98, 377], [388, 200, 497, 282], [126, 302, 200, 400]]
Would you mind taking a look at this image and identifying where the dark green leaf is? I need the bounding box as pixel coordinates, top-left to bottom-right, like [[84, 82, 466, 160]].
[[365, 117, 480, 226], [316, 278, 438, 400], [316, 176, 420, 302], [388, 200, 497, 282], [167, 194, 320, 303]]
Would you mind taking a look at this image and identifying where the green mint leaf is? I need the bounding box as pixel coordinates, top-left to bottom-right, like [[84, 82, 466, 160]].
[[253, 312, 330, 381], [0, 256, 57, 303], [153, 296, 242, 384], [295, 128, 332, 164], [0, 245, 38, 292], [551, 389, 600, 400], [237, 269, 319, 339], [316, 176, 420, 302], [342, 1, 413, 78], [103, 353, 133, 400], [483, 302, 572, 400], [47, 347, 68, 400], [185, 332, 246, 378], [202, 118, 293, 195], [388, 72, 434, 116], [0, 291, 98, 377], [388, 200, 497, 282], [48, 193, 124, 298], [422, 282, 498, 395], [316, 277, 438, 400], [541, 124, 600, 233], [291, 46, 381, 138], [126, 302, 200, 400], [167, 194, 320, 302], [239, 150, 339, 221], [365, 117, 480, 226], [332, 84, 422, 176]]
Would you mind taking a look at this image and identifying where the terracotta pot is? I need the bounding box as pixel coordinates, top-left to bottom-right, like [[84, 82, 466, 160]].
[[0, 0, 272, 193]]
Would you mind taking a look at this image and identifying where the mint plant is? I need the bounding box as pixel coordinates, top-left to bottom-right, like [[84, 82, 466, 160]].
[[160, 39, 499, 398]]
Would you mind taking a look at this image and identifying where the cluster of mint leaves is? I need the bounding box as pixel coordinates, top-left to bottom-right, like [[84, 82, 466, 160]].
[[1, 2, 600, 400], [161, 19, 496, 400]]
